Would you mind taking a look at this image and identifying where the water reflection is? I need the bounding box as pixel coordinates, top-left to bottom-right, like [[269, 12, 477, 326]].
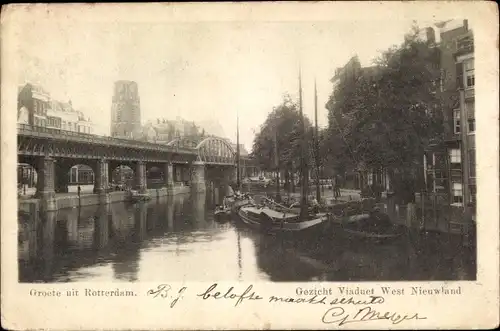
[[18, 192, 476, 282]]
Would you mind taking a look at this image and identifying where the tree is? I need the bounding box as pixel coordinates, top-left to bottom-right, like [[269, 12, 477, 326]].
[[251, 95, 313, 190], [325, 25, 443, 202]]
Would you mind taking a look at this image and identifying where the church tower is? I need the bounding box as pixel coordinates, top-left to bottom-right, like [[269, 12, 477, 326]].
[[110, 80, 141, 139]]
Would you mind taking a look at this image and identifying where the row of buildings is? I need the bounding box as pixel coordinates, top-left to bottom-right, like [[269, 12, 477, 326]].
[[434, 20, 475, 207], [17, 83, 94, 134], [110, 80, 209, 143], [110, 80, 248, 154], [330, 19, 475, 207], [17, 82, 96, 188]]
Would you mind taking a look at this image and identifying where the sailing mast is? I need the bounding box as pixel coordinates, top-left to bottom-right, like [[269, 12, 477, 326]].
[[274, 127, 280, 201], [237, 229, 242, 280], [299, 67, 309, 220], [236, 109, 241, 191], [314, 78, 321, 202]]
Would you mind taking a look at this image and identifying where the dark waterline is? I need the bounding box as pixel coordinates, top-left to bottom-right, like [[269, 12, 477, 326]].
[[18, 192, 476, 282]]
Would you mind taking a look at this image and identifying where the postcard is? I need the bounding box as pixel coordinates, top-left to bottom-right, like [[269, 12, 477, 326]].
[[1, 2, 499, 330]]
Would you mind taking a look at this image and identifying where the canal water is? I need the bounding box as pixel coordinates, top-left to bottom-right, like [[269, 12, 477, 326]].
[[18, 192, 476, 282]]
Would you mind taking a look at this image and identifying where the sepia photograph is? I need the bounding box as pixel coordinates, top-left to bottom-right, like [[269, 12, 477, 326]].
[[2, 2, 498, 330], [14, 12, 478, 284]]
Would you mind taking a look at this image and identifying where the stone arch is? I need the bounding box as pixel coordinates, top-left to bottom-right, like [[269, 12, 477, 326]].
[[146, 163, 164, 189], [147, 165, 163, 178], [53, 158, 96, 194], [108, 161, 135, 190], [17, 156, 38, 196], [66, 163, 95, 194]]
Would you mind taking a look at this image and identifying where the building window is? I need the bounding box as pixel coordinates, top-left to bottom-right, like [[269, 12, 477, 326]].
[[469, 149, 476, 178], [452, 182, 463, 204], [468, 118, 475, 133], [453, 109, 461, 134], [464, 59, 474, 88], [449, 148, 461, 164], [469, 185, 476, 204]]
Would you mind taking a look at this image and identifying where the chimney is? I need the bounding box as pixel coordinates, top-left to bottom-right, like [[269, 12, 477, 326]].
[[463, 19, 468, 31]]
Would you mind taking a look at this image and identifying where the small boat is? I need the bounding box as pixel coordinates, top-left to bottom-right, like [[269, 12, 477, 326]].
[[223, 194, 255, 213], [238, 202, 329, 237], [339, 209, 406, 242], [127, 190, 151, 203], [214, 205, 232, 221]]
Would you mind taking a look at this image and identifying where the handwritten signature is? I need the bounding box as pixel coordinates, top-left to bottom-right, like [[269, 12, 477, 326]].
[[146, 284, 187, 308], [322, 306, 427, 326]]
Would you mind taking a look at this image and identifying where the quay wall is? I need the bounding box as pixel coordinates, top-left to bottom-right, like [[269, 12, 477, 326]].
[[325, 197, 475, 248], [18, 186, 192, 211]]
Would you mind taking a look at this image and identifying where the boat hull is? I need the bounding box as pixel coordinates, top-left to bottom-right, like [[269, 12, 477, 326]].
[[229, 199, 254, 213], [237, 207, 329, 239], [214, 210, 232, 223], [329, 214, 408, 244], [127, 195, 151, 203]]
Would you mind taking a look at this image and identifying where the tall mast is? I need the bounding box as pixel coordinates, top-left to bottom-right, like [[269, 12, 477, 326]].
[[236, 109, 241, 190], [299, 67, 308, 220], [314, 78, 321, 202], [274, 126, 280, 201], [237, 230, 242, 280]]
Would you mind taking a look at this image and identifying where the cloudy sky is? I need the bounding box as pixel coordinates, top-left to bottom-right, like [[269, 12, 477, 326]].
[[12, 5, 442, 151]]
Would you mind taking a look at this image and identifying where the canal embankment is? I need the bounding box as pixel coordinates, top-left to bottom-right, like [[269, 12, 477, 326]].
[[18, 185, 191, 212]]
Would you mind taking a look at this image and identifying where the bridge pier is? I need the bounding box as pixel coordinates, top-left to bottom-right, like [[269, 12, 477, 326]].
[[54, 161, 69, 193], [228, 166, 237, 184], [135, 161, 147, 193], [224, 167, 238, 195], [164, 162, 174, 193], [190, 161, 206, 193], [191, 190, 206, 224], [93, 205, 110, 249], [35, 156, 57, 211], [93, 159, 110, 204]]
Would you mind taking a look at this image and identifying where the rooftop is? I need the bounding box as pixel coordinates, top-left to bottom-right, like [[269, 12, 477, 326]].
[[454, 30, 474, 57], [19, 82, 50, 98], [435, 19, 468, 33]]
